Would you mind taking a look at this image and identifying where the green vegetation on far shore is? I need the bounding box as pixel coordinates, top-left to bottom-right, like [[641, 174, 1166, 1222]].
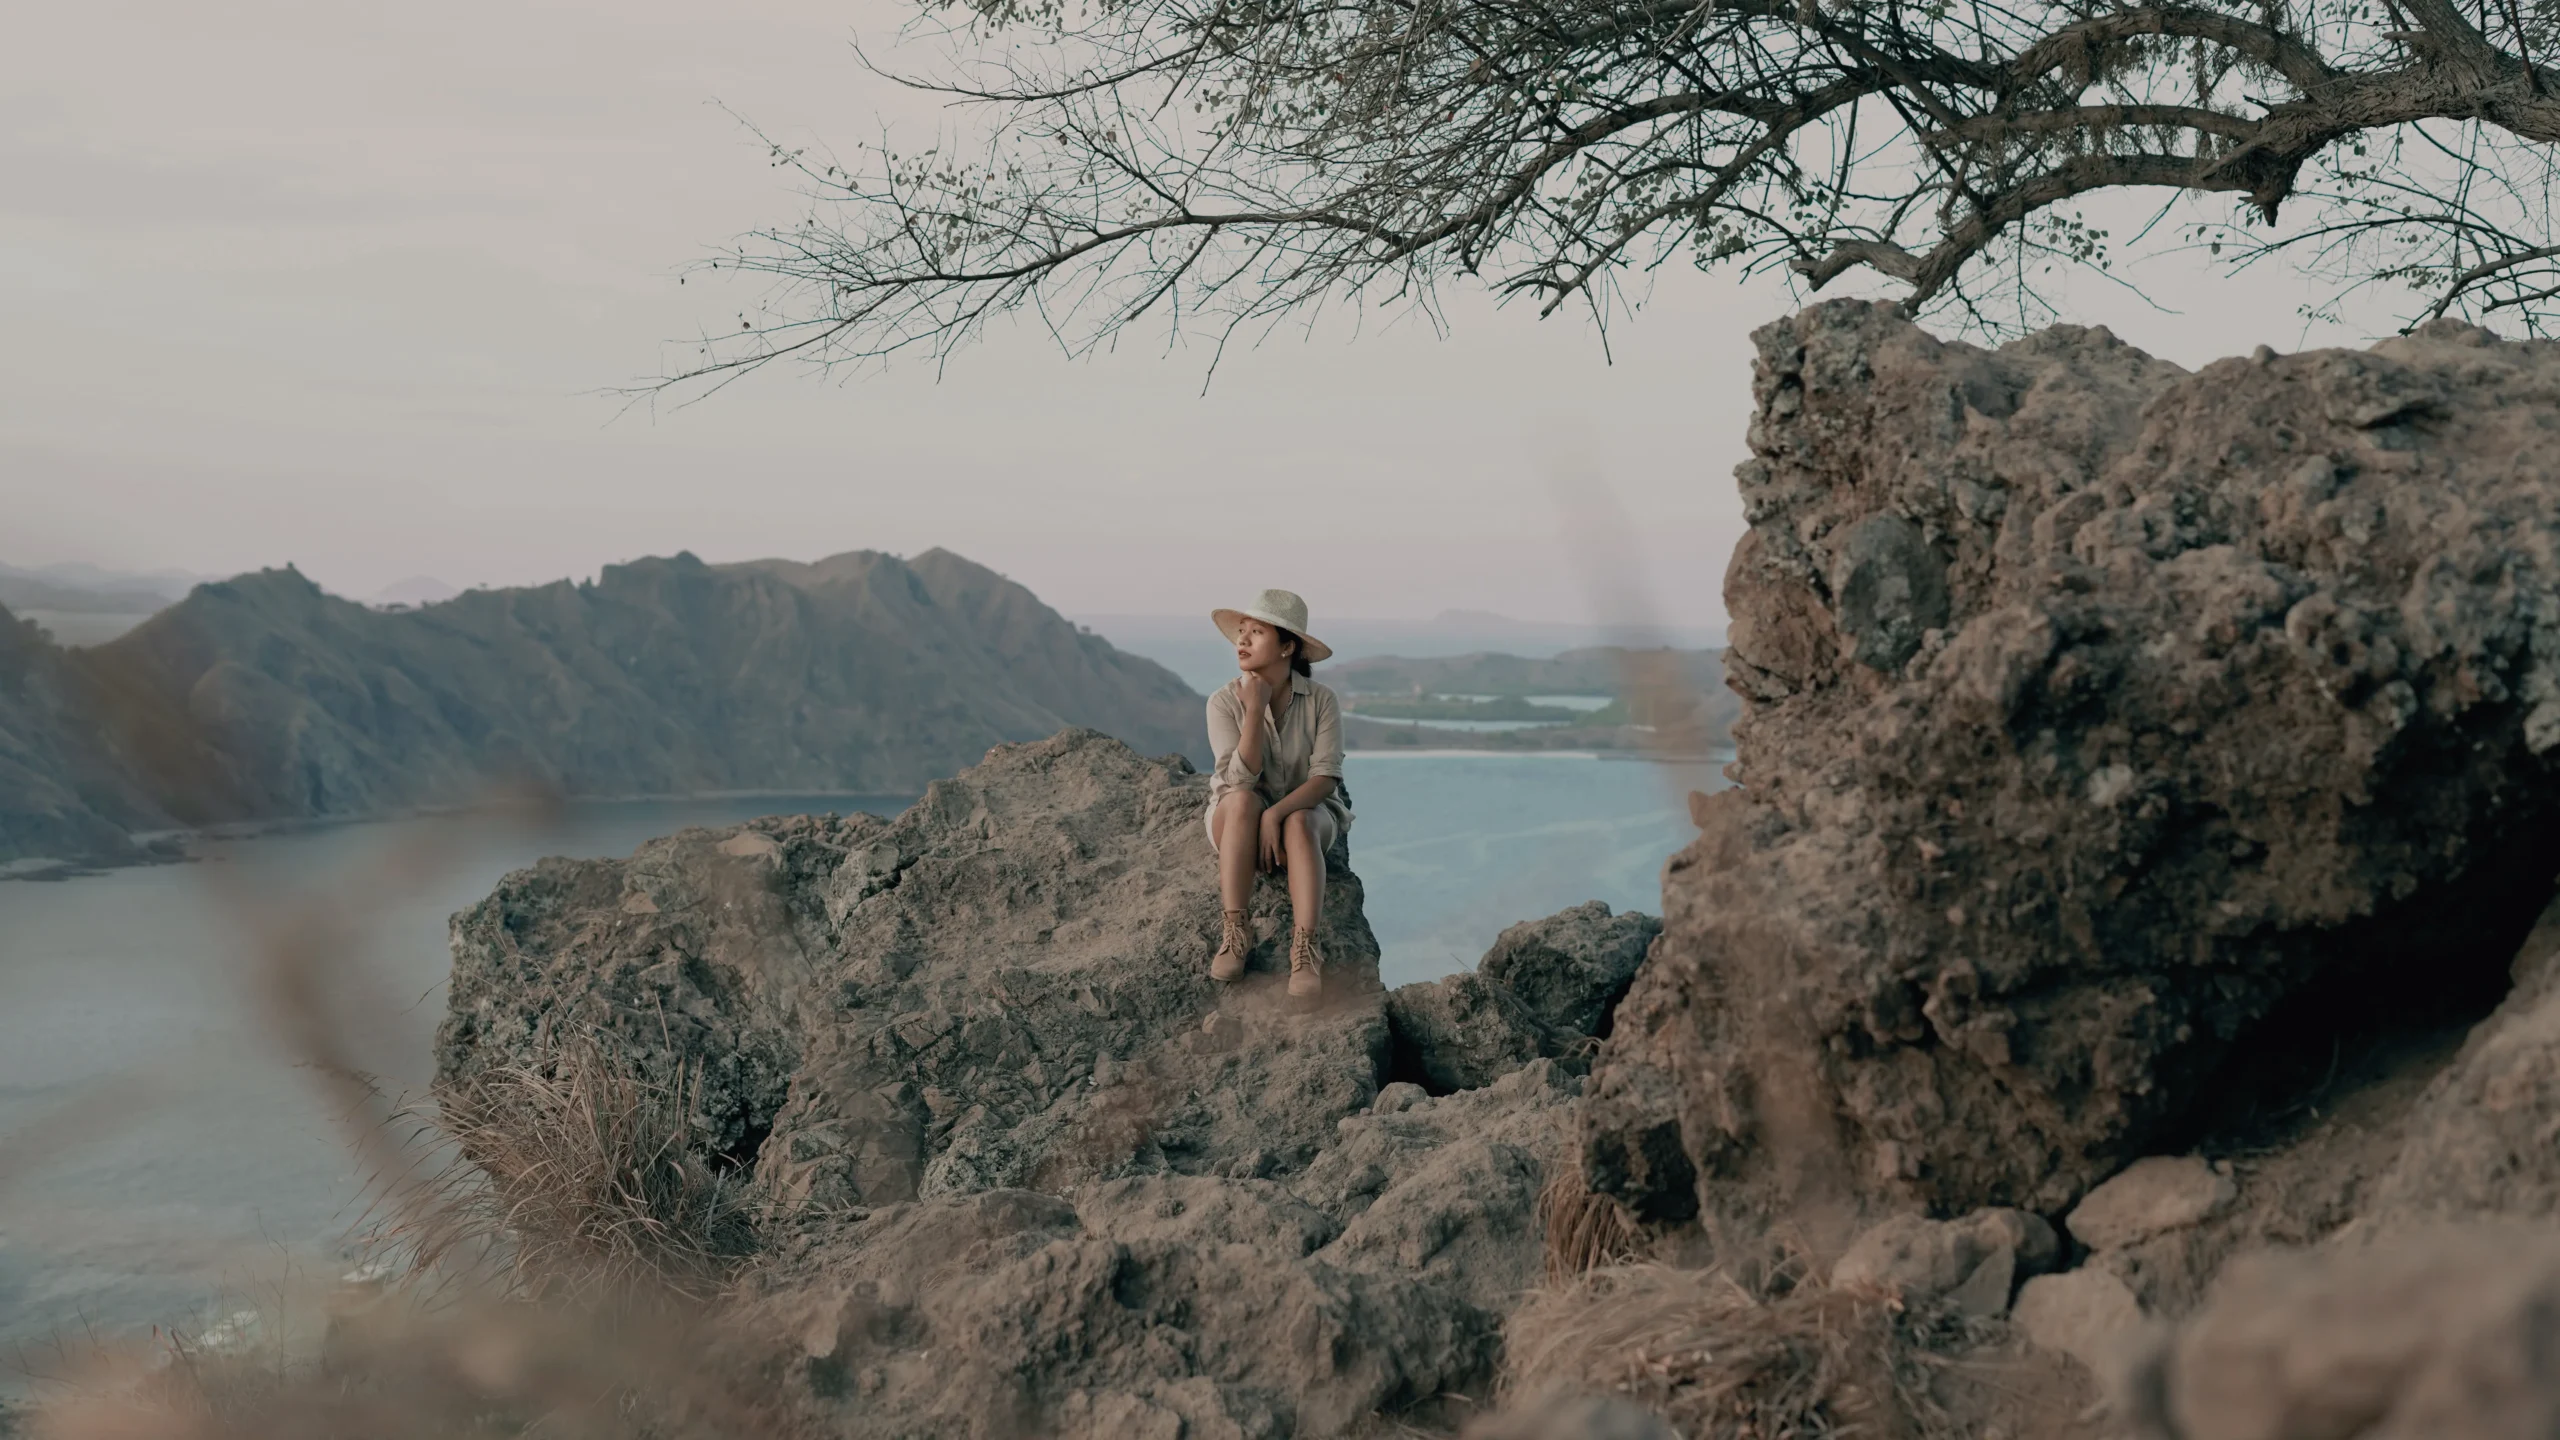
[[1343, 695, 1596, 723], [1329, 647, 1722, 701]]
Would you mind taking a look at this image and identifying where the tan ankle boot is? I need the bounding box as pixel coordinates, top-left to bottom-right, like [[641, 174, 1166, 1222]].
[[1287, 930, 1323, 1000], [1210, 909, 1252, 982]]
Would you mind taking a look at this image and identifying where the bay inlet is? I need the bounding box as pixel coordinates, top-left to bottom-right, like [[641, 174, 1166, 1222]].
[[0, 752, 1722, 1382]]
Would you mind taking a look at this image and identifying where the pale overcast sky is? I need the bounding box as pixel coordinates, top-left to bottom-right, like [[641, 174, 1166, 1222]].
[[4, 0, 2414, 628]]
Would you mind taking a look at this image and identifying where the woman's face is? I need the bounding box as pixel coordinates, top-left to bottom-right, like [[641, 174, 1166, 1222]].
[[1234, 618, 1289, 673]]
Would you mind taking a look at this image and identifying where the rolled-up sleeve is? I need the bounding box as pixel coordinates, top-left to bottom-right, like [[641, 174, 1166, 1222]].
[[1207, 684, 1260, 792], [1308, 686, 1345, 780]]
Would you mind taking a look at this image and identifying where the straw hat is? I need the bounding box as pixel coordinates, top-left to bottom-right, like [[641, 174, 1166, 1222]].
[[1211, 588, 1333, 663]]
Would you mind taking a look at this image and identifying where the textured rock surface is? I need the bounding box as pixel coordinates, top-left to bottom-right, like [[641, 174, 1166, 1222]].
[[1830, 1206, 2057, 1313], [726, 1189, 1505, 1440], [2364, 895, 2560, 1224], [2068, 1157, 2238, 1251], [1294, 1062, 1580, 1315], [2126, 1227, 2560, 1440], [1387, 903, 1658, 1092], [723, 1067, 1582, 1439], [440, 729, 1588, 1437], [1477, 902, 1660, 1046], [440, 730, 1390, 1205], [1385, 974, 1544, 1094], [1946, 892, 2560, 1339], [2015, 1268, 2148, 1381], [1587, 301, 2560, 1228]]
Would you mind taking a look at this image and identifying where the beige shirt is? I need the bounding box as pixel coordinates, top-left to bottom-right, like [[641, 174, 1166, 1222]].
[[1205, 674, 1354, 830]]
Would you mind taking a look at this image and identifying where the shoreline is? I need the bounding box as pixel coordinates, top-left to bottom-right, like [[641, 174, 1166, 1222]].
[[3, 749, 1732, 885], [1, 790, 926, 886]]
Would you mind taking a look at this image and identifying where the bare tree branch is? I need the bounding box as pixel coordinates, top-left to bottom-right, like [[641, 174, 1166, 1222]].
[[654, 0, 2560, 392]]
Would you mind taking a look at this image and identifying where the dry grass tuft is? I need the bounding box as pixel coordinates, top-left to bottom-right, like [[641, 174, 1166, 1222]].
[[1503, 1263, 1974, 1440], [395, 1038, 763, 1308], [1538, 1160, 1639, 1283]]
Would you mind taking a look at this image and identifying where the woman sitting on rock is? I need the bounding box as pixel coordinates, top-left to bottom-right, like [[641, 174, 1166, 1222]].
[[1205, 588, 1353, 999]]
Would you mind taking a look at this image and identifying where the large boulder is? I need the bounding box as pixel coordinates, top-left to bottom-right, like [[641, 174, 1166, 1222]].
[[1478, 902, 1660, 1045], [439, 729, 1390, 1205], [1915, 890, 2560, 1352], [437, 729, 1591, 1437], [2124, 1226, 2560, 1440], [1586, 303, 2560, 1229], [1386, 903, 1659, 1092]]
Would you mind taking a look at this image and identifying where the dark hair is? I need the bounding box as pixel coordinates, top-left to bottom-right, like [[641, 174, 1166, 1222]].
[[1273, 626, 1313, 678]]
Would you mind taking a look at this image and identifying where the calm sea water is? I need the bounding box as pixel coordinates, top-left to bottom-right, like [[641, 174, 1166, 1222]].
[[1347, 752, 1720, 980], [0, 753, 1721, 1379]]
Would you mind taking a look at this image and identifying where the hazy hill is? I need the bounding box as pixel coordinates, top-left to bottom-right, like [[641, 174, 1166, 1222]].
[[0, 611, 160, 866], [0, 564, 183, 617], [371, 575, 461, 606], [0, 548, 1206, 864]]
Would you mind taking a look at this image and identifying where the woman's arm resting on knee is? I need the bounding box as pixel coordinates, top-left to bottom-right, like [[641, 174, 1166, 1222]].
[[1259, 777, 1337, 869]]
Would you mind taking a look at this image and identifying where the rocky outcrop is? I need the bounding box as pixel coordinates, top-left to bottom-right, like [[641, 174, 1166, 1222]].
[[728, 1189, 1499, 1440], [405, 308, 2560, 1438], [1386, 903, 1659, 1092], [439, 730, 1591, 1437], [2124, 1226, 2560, 1440], [1586, 302, 2560, 1230], [2362, 895, 2560, 1225], [718, 1064, 1583, 1439], [1982, 890, 2560, 1343], [440, 730, 1386, 1206]]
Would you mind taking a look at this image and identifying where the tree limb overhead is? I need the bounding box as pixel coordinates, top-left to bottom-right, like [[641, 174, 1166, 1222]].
[[667, 0, 2560, 387]]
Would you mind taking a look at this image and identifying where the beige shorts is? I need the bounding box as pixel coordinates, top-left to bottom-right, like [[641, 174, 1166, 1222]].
[[1204, 798, 1340, 860]]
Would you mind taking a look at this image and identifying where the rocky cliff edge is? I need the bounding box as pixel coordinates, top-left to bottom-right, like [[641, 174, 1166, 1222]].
[[1587, 302, 2560, 1233], [435, 729, 1655, 1438]]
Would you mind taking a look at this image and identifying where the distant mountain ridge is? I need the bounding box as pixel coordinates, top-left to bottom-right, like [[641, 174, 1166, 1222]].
[[0, 559, 194, 617], [0, 548, 1207, 867], [1078, 613, 1725, 695]]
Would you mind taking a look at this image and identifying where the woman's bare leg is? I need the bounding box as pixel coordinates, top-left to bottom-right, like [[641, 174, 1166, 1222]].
[[1281, 810, 1323, 933], [1209, 792, 1265, 982], [1215, 791, 1263, 912]]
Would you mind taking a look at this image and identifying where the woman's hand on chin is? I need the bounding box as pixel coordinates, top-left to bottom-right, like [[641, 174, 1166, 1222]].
[[1238, 672, 1271, 713]]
